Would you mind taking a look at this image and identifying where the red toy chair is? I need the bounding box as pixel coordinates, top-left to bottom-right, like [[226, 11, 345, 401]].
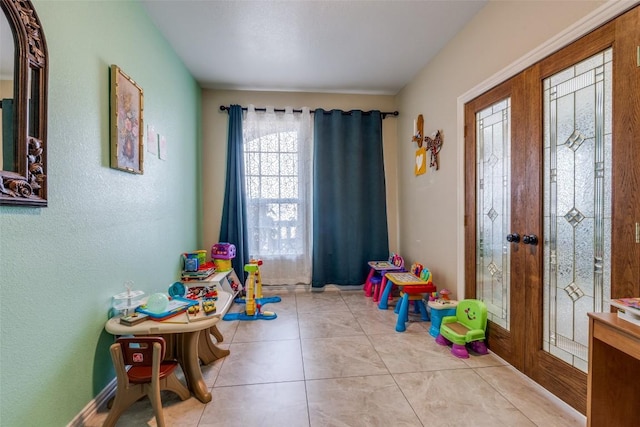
[[103, 337, 190, 427]]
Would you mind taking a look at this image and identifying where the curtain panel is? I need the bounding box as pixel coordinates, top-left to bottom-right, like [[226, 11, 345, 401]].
[[219, 105, 250, 280], [312, 109, 389, 287], [243, 105, 313, 285]]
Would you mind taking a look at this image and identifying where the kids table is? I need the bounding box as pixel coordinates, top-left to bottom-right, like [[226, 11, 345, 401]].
[[364, 261, 404, 300], [105, 289, 233, 403], [381, 272, 437, 332], [427, 299, 458, 337]]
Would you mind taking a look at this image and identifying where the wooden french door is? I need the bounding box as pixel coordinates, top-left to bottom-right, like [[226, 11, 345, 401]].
[[464, 6, 640, 414]]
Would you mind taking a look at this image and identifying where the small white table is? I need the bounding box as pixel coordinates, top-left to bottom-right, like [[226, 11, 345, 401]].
[[105, 290, 233, 403]]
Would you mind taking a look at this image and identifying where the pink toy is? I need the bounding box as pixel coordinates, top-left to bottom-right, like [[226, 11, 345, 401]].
[[211, 242, 236, 260]]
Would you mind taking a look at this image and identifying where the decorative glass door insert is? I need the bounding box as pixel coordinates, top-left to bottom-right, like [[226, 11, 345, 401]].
[[476, 98, 511, 330], [542, 48, 612, 373]]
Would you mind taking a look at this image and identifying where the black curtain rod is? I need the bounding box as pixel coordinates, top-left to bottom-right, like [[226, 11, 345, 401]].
[[220, 105, 399, 119]]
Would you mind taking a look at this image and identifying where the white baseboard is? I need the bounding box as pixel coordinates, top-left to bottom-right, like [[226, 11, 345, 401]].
[[67, 378, 116, 427]]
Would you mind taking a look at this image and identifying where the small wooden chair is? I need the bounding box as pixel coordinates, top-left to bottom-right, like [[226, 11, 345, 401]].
[[436, 299, 488, 358], [103, 337, 190, 427]]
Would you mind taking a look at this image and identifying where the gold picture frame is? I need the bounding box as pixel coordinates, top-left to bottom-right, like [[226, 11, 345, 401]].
[[110, 65, 144, 174]]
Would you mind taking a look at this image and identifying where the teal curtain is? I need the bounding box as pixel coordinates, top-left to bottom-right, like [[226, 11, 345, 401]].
[[312, 109, 389, 287], [219, 105, 249, 280]]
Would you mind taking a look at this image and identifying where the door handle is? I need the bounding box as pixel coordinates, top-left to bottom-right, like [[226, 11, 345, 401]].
[[506, 233, 520, 243], [523, 234, 538, 245]]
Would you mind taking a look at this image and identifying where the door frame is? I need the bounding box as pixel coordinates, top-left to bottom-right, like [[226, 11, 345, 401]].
[[456, 1, 636, 296]]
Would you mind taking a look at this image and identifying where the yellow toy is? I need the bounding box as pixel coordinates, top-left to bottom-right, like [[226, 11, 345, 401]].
[[250, 258, 264, 300], [232, 258, 281, 307], [223, 260, 277, 321]]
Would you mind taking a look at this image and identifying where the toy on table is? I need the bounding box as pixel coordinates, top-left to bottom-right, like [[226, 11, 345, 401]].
[[436, 299, 488, 358], [112, 281, 144, 316], [168, 280, 219, 317], [180, 250, 216, 281], [223, 262, 277, 321], [135, 294, 198, 321], [439, 289, 451, 301], [202, 298, 217, 315], [211, 242, 236, 272]]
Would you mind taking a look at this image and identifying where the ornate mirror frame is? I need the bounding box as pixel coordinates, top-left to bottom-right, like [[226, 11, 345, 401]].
[[0, 0, 48, 207]]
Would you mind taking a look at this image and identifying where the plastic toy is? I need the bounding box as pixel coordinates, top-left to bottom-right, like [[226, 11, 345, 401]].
[[202, 298, 217, 315], [112, 281, 144, 316], [436, 299, 489, 358], [366, 254, 404, 302], [146, 293, 169, 314], [211, 242, 236, 272], [381, 269, 436, 331], [136, 296, 198, 321], [365, 252, 404, 302], [223, 262, 277, 321], [234, 258, 281, 306]]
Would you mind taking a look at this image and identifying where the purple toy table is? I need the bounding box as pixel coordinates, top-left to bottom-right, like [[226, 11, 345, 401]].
[[364, 261, 404, 300]]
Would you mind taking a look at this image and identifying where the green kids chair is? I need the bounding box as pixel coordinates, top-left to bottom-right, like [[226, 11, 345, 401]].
[[435, 299, 488, 358]]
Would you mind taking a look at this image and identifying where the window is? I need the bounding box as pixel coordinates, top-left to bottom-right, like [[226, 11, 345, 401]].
[[242, 106, 312, 284]]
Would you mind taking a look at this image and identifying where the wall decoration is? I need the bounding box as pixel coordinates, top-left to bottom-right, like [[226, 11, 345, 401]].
[[110, 65, 144, 174], [159, 134, 167, 160], [415, 147, 427, 175], [411, 114, 444, 173], [147, 125, 158, 155], [425, 130, 443, 170], [412, 114, 424, 147], [413, 114, 425, 175]]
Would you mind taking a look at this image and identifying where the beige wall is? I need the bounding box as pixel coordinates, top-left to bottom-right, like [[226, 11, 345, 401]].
[[395, 0, 606, 298], [201, 90, 399, 261]]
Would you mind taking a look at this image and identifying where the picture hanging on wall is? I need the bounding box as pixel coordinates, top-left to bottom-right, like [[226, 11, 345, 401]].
[[110, 65, 144, 174], [147, 125, 158, 155], [159, 134, 167, 160]]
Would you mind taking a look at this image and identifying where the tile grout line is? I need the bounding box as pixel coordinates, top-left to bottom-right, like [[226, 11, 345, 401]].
[[296, 291, 314, 427]]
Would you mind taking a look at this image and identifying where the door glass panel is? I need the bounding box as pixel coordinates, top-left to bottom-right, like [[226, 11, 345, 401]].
[[476, 98, 511, 330], [543, 48, 612, 373]]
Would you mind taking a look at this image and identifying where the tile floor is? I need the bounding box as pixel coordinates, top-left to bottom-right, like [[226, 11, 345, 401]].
[[86, 287, 585, 427]]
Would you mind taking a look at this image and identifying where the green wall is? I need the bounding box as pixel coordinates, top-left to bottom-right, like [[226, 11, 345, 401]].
[[0, 1, 202, 425]]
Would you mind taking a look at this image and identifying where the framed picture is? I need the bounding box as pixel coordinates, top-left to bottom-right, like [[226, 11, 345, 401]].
[[110, 65, 144, 174], [147, 125, 158, 155]]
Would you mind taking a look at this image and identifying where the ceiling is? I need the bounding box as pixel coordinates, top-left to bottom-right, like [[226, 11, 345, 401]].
[[140, 0, 487, 95]]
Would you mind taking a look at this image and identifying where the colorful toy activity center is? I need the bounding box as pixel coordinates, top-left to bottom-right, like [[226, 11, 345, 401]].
[[223, 259, 280, 321], [211, 242, 236, 272]]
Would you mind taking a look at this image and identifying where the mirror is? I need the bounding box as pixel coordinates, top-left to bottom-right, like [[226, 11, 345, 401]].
[[0, 0, 48, 207]]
